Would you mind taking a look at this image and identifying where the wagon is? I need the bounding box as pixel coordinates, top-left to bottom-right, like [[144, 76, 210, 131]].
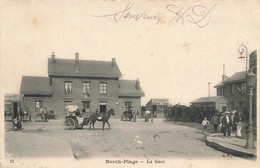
[[121, 110, 133, 121], [64, 105, 90, 129], [64, 114, 90, 129]]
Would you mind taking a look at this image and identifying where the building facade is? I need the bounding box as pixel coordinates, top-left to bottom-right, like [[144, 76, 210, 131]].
[[214, 50, 257, 124], [4, 94, 24, 120], [146, 99, 169, 118], [190, 96, 229, 114], [20, 52, 145, 119]]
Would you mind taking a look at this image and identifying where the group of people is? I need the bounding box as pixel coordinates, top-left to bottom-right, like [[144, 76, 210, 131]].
[[202, 109, 244, 138]]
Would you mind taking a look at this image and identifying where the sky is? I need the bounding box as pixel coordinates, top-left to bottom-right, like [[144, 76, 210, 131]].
[[1, 0, 260, 106]]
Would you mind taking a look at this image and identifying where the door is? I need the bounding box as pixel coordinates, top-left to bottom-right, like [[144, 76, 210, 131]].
[[100, 102, 107, 113], [153, 105, 157, 117], [13, 103, 18, 119], [82, 101, 90, 113]]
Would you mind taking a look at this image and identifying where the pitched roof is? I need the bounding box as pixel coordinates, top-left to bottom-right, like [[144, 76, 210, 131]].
[[191, 96, 227, 103], [5, 94, 24, 102], [20, 76, 52, 95], [146, 99, 169, 106], [214, 71, 247, 88], [222, 71, 246, 83], [118, 80, 145, 97], [214, 80, 225, 88], [48, 58, 122, 78]]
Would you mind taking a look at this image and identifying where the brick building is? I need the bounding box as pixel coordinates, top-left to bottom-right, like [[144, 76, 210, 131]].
[[214, 50, 257, 123], [20, 52, 145, 119]]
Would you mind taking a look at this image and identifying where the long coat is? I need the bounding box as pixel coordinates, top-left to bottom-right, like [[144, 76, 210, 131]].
[[222, 114, 232, 126]]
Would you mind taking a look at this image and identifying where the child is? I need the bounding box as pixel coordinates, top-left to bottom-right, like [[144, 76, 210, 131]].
[[202, 117, 209, 134]]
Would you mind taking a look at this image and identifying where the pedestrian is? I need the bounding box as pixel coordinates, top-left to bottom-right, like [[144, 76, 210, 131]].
[[221, 110, 232, 138], [202, 117, 209, 134], [151, 113, 153, 123], [234, 110, 244, 138], [132, 110, 135, 122], [19, 107, 24, 121], [210, 113, 219, 133], [231, 110, 237, 132], [145, 109, 150, 122]]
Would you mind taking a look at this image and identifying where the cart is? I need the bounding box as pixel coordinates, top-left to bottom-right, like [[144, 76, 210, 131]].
[[64, 105, 90, 129], [121, 106, 134, 121]]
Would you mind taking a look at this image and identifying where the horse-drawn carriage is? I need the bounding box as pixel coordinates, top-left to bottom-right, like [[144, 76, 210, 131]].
[[64, 105, 90, 129], [121, 106, 139, 122], [121, 110, 134, 121], [64, 105, 115, 130]]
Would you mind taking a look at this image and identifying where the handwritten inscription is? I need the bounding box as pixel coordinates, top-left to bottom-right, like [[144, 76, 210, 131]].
[[90, 2, 217, 28], [90, 2, 161, 24], [167, 4, 217, 28]]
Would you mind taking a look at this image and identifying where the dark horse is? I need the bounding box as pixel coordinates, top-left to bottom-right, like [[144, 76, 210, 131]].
[[89, 109, 115, 130]]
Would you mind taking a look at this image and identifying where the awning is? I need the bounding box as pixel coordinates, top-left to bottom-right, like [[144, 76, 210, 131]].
[[4, 94, 24, 103]]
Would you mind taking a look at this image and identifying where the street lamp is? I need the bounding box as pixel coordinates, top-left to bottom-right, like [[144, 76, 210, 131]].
[[238, 43, 248, 73], [245, 71, 256, 149], [237, 43, 256, 149]]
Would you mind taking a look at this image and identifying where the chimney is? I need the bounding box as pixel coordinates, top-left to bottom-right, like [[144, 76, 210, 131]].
[[136, 78, 140, 90], [51, 52, 56, 63], [111, 58, 116, 67], [222, 64, 228, 81], [75, 52, 79, 72]]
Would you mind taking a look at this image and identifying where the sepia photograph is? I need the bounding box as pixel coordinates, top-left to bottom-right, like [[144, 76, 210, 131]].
[[0, 0, 259, 168]]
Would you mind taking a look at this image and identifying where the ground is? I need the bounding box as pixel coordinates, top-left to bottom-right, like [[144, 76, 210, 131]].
[[5, 118, 231, 160]]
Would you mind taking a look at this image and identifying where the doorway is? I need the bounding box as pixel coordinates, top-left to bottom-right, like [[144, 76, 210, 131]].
[[100, 102, 107, 113]]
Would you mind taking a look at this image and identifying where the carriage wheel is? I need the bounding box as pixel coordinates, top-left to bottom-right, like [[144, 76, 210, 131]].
[[76, 125, 83, 129], [64, 118, 75, 130]]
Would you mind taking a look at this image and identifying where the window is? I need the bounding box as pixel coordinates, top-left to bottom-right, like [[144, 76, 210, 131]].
[[222, 106, 227, 112], [236, 82, 246, 93], [35, 101, 43, 109], [83, 82, 90, 94], [35, 101, 43, 113], [221, 88, 224, 96], [65, 82, 72, 93], [100, 82, 107, 94], [241, 83, 246, 93], [82, 101, 90, 113], [231, 84, 235, 94], [125, 102, 132, 111]]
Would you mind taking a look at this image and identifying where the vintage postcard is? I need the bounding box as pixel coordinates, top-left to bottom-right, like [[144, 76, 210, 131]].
[[0, 0, 259, 168]]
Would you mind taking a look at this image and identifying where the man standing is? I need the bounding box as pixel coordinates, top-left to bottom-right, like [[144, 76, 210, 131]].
[[222, 111, 232, 138], [234, 110, 244, 138], [211, 113, 219, 133]]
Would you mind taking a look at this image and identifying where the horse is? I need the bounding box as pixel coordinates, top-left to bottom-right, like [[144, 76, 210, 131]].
[[89, 109, 115, 130]]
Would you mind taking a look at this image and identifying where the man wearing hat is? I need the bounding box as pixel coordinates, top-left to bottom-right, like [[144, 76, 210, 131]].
[[221, 110, 232, 138]]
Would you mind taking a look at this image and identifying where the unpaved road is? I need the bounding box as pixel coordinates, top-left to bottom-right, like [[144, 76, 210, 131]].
[[5, 118, 225, 159]]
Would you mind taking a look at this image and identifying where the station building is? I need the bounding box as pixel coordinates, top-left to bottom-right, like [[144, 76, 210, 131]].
[[20, 52, 145, 119]]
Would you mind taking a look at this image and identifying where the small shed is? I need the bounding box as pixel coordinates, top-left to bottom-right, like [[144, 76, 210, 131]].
[[146, 99, 169, 118], [190, 96, 228, 113], [4, 94, 24, 120]]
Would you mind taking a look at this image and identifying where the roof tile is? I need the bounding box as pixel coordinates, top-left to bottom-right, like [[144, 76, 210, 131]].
[[48, 58, 122, 78]]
